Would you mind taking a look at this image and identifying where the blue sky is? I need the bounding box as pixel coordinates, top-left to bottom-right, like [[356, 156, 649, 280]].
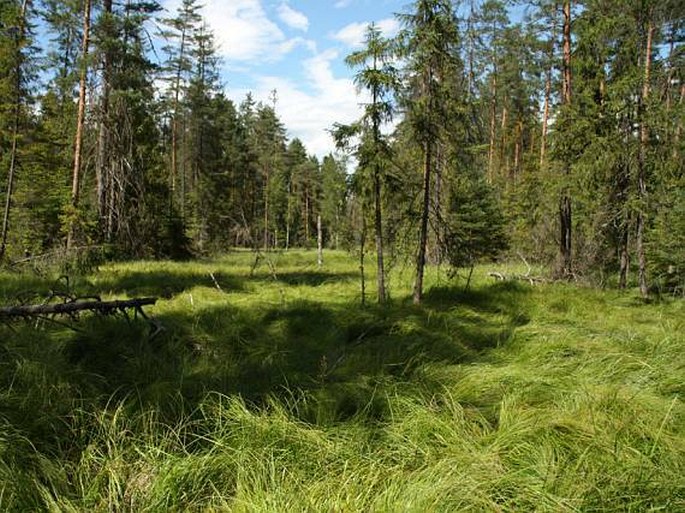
[[160, 0, 406, 158]]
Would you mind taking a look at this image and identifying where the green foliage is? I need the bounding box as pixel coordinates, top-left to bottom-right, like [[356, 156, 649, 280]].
[[320, 155, 348, 249], [397, 0, 463, 143], [648, 182, 685, 295], [443, 167, 509, 269], [156, 212, 193, 260]]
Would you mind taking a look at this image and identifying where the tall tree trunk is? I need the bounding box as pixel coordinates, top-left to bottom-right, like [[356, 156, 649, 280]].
[[67, 0, 92, 251], [371, 56, 386, 304], [304, 185, 310, 242], [96, 0, 112, 240], [487, 17, 499, 184], [285, 179, 291, 250], [374, 164, 386, 303], [263, 166, 269, 251], [637, 16, 654, 299], [180, 117, 187, 221], [499, 104, 508, 173], [335, 212, 340, 249], [466, 0, 476, 100], [0, 0, 30, 260], [539, 67, 552, 169], [360, 210, 367, 306], [618, 220, 630, 289], [170, 26, 187, 213], [558, 0, 573, 277], [433, 145, 444, 263], [618, 155, 631, 288], [487, 73, 497, 183], [317, 214, 323, 267], [513, 120, 522, 177], [413, 139, 432, 304], [539, 22, 556, 170]]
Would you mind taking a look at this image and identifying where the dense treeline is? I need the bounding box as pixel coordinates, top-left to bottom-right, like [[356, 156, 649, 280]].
[[0, 0, 683, 298], [0, 0, 349, 261]]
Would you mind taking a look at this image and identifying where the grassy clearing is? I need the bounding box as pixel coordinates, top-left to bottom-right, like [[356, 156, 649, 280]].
[[0, 249, 683, 511]]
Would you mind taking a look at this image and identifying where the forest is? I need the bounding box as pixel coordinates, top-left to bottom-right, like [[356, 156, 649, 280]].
[[0, 0, 682, 295], [0, 0, 684, 510]]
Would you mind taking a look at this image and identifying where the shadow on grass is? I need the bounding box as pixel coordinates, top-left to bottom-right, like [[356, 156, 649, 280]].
[[251, 271, 359, 287], [57, 280, 531, 424], [0, 272, 82, 302], [93, 269, 358, 298], [93, 270, 246, 297]]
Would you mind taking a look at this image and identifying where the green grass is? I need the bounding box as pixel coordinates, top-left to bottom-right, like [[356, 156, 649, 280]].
[[0, 249, 683, 511]]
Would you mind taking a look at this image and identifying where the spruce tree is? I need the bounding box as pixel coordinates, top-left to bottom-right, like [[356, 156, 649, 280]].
[[396, 0, 463, 303], [333, 22, 397, 303]]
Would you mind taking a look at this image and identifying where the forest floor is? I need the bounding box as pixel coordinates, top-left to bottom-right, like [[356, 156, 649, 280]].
[[0, 250, 684, 511]]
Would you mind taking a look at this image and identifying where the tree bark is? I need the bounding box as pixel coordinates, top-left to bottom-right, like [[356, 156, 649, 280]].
[[263, 166, 270, 250], [413, 139, 432, 304], [317, 214, 323, 267], [513, 120, 522, 177], [371, 50, 386, 304], [360, 211, 367, 306], [617, 149, 631, 289], [636, 16, 654, 299], [374, 165, 386, 303], [67, 0, 92, 251], [0, 297, 157, 318], [499, 104, 508, 173], [96, 0, 112, 239], [286, 179, 292, 250], [558, 0, 573, 277], [618, 220, 630, 289], [304, 184, 310, 242]]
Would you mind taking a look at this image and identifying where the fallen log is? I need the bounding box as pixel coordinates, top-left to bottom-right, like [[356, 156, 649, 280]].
[[487, 272, 549, 285], [0, 297, 157, 319]]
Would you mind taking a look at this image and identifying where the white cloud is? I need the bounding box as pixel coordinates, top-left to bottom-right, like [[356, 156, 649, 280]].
[[330, 18, 400, 48], [334, 0, 353, 7], [277, 2, 309, 32], [161, 0, 303, 62], [377, 18, 401, 38], [204, 0, 284, 61], [330, 21, 366, 48], [158, 0, 397, 159], [229, 50, 367, 159]]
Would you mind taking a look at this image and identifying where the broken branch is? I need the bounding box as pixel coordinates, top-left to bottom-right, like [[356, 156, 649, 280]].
[[0, 297, 157, 319]]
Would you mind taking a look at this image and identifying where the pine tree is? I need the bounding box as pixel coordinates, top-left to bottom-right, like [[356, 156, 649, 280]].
[[91, 0, 163, 255], [65, 0, 91, 250], [253, 97, 286, 250], [159, 0, 202, 219]]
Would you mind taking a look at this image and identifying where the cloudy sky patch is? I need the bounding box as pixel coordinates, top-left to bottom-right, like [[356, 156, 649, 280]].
[[160, 0, 404, 158]]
